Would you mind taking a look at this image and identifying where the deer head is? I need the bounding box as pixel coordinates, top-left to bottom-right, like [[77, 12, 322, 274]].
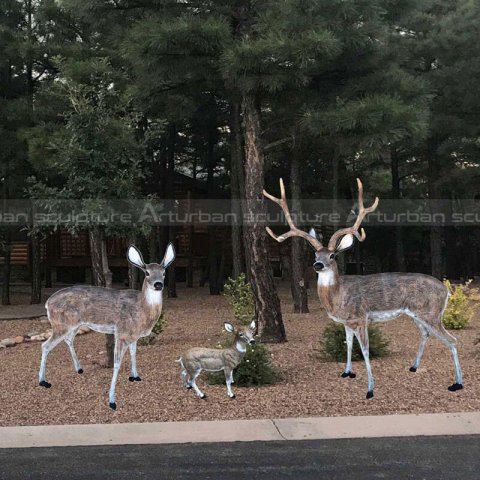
[[127, 243, 176, 291], [224, 321, 257, 346], [263, 178, 379, 274]]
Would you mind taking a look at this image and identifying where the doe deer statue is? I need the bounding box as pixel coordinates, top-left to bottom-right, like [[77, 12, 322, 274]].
[[178, 321, 256, 399], [264, 178, 463, 399], [39, 243, 175, 409]]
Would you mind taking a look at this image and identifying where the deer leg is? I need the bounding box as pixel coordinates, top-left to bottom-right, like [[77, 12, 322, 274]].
[[39, 328, 68, 388], [224, 367, 235, 399], [410, 323, 429, 372], [190, 368, 206, 399], [108, 338, 129, 410], [341, 326, 356, 378], [354, 324, 374, 399], [128, 342, 141, 382], [419, 318, 463, 392], [64, 328, 83, 374]]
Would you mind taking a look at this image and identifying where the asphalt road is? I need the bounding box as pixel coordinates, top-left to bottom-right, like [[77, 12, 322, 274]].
[[0, 435, 479, 480]]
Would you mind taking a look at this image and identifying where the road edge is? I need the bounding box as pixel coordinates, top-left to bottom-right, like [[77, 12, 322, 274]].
[[0, 412, 479, 449]]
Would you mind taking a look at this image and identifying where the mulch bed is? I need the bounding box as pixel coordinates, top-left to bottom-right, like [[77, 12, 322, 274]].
[[0, 284, 479, 426]]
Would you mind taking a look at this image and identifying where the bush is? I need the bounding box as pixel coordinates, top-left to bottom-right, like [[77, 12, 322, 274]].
[[207, 343, 279, 387], [223, 274, 255, 325], [442, 279, 479, 330], [317, 323, 389, 362], [137, 313, 167, 346], [207, 275, 279, 387]]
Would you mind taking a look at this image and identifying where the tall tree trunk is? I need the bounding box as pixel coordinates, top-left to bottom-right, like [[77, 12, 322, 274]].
[[89, 228, 114, 367], [2, 156, 11, 306], [2, 230, 11, 306], [427, 148, 444, 279], [230, 100, 246, 279], [30, 233, 42, 304], [290, 137, 308, 313], [390, 148, 406, 272], [242, 93, 285, 343], [332, 152, 345, 274], [166, 125, 177, 298]]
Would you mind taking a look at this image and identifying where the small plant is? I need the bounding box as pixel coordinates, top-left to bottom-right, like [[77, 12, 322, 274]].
[[442, 279, 479, 330], [223, 274, 255, 325], [317, 323, 389, 362], [138, 313, 167, 346], [207, 275, 279, 386]]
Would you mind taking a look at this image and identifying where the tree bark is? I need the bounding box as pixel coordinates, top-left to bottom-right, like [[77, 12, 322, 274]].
[[242, 93, 286, 343], [290, 137, 308, 313], [166, 125, 177, 298], [89, 228, 114, 367], [2, 230, 11, 306], [332, 152, 345, 274], [390, 148, 406, 272], [30, 233, 42, 304], [230, 100, 246, 279], [427, 147, 444, 279]]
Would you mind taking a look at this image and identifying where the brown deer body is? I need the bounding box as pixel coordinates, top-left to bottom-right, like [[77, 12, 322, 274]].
[[39, 244, 175, 409], [264, 179, 462, 399], [178, 321, 256, 399]]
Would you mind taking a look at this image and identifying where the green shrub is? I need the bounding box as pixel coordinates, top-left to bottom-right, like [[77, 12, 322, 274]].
[[207, 275, 279, 387], [207, 343, 279, 387], [317, 323, 389, 362], [138, 313, 167, 346], [223, 274, 255, 325], [442, 279, 479, 330]]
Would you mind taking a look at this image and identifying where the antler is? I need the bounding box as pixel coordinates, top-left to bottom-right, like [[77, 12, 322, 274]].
[[327, 178, 379, 251], [263, 178, 323, 251]]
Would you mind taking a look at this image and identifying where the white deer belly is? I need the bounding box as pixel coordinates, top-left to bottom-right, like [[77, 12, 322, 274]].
[[327, 313, 346, 325], [370, 309, 406, 322], [85, 322, 116, 334]]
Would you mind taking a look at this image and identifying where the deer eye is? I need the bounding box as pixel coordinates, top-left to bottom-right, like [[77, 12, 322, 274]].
[[145, 271, 150, 277], [330, 254, 335, 260]]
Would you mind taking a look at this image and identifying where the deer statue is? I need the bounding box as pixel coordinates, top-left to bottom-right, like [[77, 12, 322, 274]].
[[264, 178, 463, 399], [177, 321, 256, 399], [39, 243, 175, 410]]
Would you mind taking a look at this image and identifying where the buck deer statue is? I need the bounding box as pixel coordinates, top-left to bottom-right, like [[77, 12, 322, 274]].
[[264, 178, 463, 399], [39, 243, 175, 410]]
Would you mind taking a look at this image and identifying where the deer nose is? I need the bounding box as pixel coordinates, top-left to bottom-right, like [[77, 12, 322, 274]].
[[250, 339, 256, 345], [313, 261, 324, 271], [153, 281, 163, 290]]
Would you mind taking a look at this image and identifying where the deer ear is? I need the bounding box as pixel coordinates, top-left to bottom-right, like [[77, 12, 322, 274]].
[[127, 245, 146, 270], [162, 243, 176, 268], [224, 322, 235, 333], [249, 320, 256, 332], [335, 234, 354, 252]]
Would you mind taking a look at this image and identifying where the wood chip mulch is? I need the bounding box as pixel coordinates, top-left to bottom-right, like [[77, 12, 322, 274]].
[[0, 284, 479, 427]]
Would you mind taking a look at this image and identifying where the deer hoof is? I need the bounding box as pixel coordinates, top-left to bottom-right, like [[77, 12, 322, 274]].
[[39, 380, 51, 388], [341, 372, 349, 378], [366, 391, 374, 399], [409, 366, 417, 373], [129, 376, 141, 382], [229, 394, 236, 399], [200, 394, 207, 400], [77, 369, 83, 374], [186, 385, 193, 389], [448, 383, 463, 392], [109, 402, 117, 410]]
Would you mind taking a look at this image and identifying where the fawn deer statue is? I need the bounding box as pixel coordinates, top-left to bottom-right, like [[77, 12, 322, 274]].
[[39, 243, 175, 409], [264, 178, 463, 399], [178, 321, 256, 399]]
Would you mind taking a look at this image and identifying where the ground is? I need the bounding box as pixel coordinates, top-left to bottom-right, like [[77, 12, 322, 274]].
[[0, 284, 479, 426]]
